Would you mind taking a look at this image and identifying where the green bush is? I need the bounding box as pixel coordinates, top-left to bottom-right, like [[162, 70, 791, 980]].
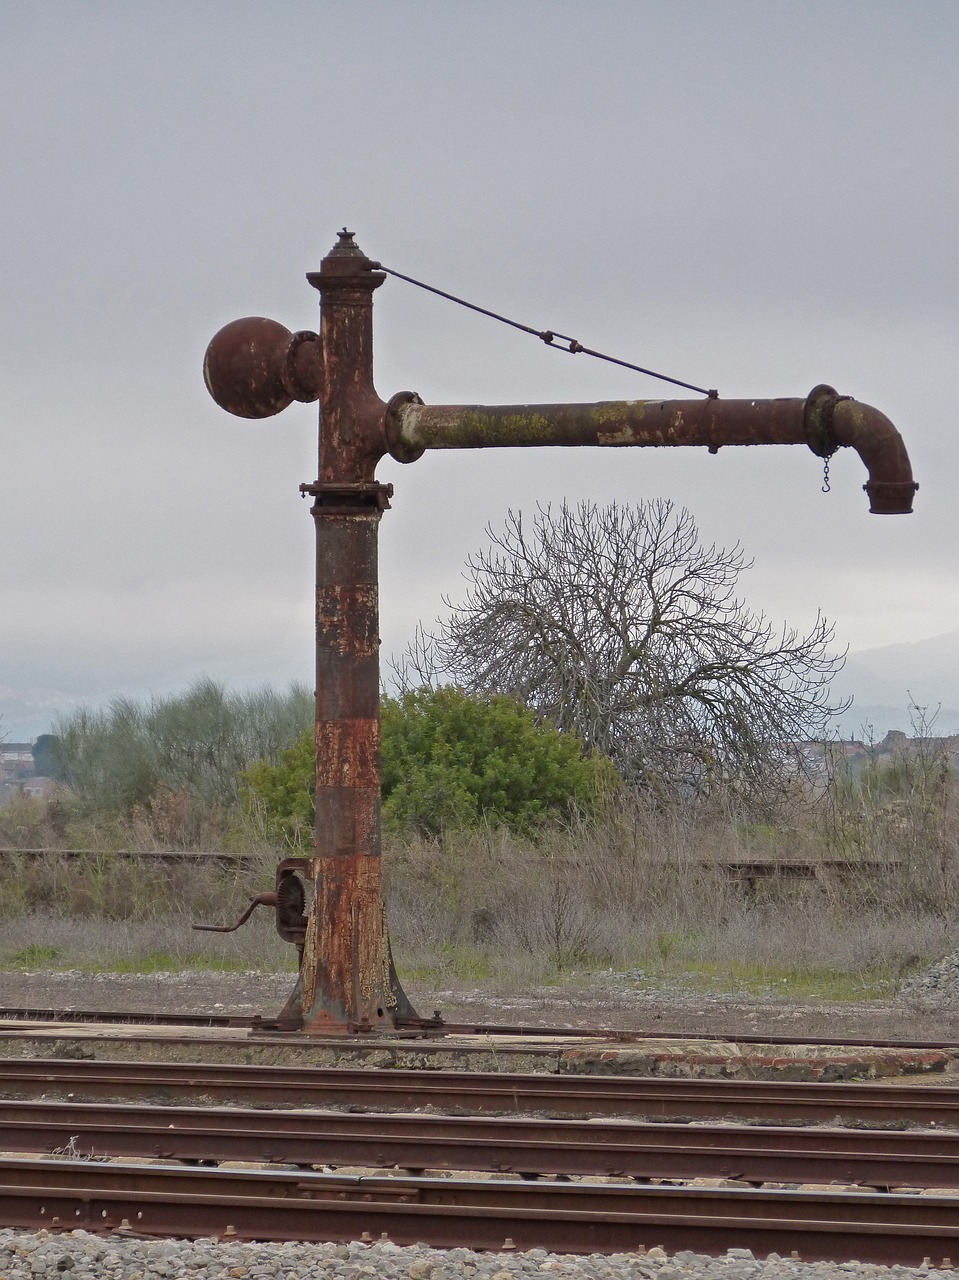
[[244, 686, 615, 842], [243, 729, 315, 845], [54, 678, 313, 819]]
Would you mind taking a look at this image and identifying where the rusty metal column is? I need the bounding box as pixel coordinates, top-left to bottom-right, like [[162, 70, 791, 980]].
[[286, 233, 415, 1032]]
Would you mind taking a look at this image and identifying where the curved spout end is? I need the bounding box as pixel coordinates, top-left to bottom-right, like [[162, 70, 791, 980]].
[[806, 387, 918, 515]]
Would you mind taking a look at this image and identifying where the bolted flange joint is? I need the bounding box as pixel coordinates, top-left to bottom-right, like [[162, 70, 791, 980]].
[[803, 383, 849, 460], [384, 391, 426, 463]]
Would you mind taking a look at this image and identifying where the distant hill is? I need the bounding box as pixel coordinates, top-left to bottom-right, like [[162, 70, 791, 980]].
[[830, 629, 959, 738], [5, 629, 959, 746]]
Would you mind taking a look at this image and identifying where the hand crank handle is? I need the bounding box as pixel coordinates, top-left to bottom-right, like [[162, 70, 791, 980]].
[[192, 891, 278, 933]]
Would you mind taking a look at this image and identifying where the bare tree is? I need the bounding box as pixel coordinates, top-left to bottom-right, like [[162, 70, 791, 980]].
[[398, 500, 847, 806]]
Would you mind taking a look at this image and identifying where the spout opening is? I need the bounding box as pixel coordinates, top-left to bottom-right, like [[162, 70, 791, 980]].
[[864, 479, 919, 515]]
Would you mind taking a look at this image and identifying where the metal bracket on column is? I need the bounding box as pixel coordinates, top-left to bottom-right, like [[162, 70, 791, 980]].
[[299, 481, 394, 512]]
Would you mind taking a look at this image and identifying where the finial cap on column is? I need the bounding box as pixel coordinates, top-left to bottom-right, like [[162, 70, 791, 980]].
[[329, 228, 365, 257]]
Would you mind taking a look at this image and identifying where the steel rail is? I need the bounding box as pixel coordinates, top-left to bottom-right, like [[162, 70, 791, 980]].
[[1, 1158, 958, 1264], [2, 1058, 959, 1126], [6, 1097, 959, 1188], [0, 1007, 256, 1028], [7, 1156, 959, 1224], [0, 1022, 632, 1052], [0, 849, 249, 864], [0, 849, 903, 876], [3, 1006, 959, 1055]]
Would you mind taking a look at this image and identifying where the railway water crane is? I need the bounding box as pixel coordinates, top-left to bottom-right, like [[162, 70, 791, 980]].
[[197, 229, 918, 1035]]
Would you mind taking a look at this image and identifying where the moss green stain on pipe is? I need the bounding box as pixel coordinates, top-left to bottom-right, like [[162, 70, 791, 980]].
[[454, 408, 555, 447], [393, 400, 659, 451], [593, 400, 645, 425]]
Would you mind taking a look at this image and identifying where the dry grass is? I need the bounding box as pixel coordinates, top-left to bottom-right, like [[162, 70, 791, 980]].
[[383, 801, 959, 995], [1, 767, 958, 998]]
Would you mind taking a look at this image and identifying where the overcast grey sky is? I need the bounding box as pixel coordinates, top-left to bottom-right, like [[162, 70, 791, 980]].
[[1, 1, 956, 739]]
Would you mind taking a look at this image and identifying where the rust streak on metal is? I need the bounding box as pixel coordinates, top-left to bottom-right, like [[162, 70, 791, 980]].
[[314, 719, 379, 790]]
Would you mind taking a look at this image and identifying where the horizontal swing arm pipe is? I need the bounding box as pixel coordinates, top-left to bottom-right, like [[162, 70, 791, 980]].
[[386, 389, 917, 514], [389, 395, 811, 450]]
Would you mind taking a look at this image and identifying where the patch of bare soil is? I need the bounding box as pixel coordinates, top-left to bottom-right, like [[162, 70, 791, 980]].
[[1, 969, 959, 1046], [428, 981, 959, 1045]]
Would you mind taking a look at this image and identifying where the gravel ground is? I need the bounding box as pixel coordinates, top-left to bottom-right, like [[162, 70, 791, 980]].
[[1, 1228, 956, 1280], [900, 948, 959, 1005], [3, 966, 959, 1044]]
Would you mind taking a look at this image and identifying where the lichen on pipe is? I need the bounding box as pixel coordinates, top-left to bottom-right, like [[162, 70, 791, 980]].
[[385, 387, 918, 514]]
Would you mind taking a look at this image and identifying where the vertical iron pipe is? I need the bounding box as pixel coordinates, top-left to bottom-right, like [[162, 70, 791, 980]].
[[279, 232, 415, 1031]]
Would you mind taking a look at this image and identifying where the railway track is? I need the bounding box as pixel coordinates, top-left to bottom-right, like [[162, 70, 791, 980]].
[[4, 1003, 959, 1053], [2, 1156, 959, 1263], [5, 1095, 959, 1188], [3, 1056, 959, 1126], [7, 1055, 959, 1261]]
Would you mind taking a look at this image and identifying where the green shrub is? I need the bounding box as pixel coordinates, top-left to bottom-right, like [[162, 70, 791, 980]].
[[244, 686, 615, 842], [381, 686, 614, 835], [243, 730, 315, 845], [53, 679, 313, 820]]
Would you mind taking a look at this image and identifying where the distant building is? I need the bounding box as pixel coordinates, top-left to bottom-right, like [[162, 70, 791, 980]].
[[0, 740, 60, 807], [0, 742, 35, 782], [797, 731, 959, 787], [19, 776, 57, 801]]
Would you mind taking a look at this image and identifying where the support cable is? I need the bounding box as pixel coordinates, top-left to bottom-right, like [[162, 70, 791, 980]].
[[370, 262, 718, 399]]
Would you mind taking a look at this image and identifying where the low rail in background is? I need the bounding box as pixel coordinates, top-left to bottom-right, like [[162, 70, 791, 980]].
[[0, 849, 904, 889], [0, 848, 252, 866]]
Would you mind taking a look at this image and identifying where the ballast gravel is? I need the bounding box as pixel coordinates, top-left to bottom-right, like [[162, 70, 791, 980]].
[[0, 1230, 956, 1280], [900, 949, 959, 1004]]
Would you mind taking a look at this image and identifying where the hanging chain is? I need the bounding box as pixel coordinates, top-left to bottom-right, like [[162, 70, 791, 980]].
[[822, 455, 832, 493]]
